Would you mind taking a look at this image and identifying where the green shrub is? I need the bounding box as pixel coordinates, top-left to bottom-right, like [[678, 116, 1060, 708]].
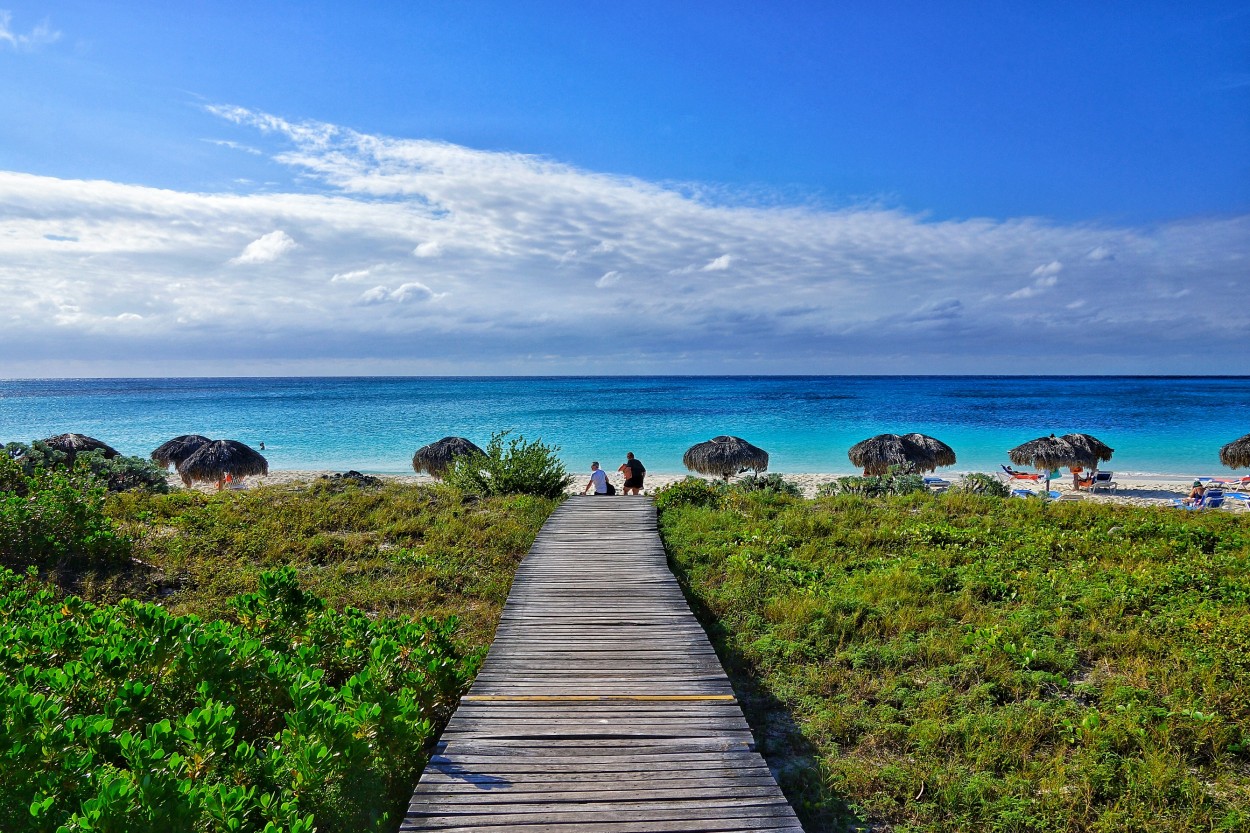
[[654, 477, 726, 512], [733, 473, 803, 497], [442, 430, 572, 498], [955, 472, 1010, 497], [0, 566, 477, 833], [6, 441, 169, 493], [817, 470, 927, 497], [0, 453, 132, 572]]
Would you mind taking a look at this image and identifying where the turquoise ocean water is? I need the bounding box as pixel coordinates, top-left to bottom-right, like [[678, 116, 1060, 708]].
[[1, 377, 1248, 477]]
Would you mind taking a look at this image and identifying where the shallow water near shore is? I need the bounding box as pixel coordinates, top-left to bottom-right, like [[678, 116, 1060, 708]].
[[2, 376, 1248, 477]]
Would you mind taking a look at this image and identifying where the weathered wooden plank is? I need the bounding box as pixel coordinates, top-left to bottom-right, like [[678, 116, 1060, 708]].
[[400, 497, 803, 832]]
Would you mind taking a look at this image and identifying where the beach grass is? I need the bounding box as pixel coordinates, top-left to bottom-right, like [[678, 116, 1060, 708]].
[[657, 487, 1249, 832], [101, 480, 558, 648]]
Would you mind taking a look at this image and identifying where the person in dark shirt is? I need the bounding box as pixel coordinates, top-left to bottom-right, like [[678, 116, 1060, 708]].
[[618, 452, 646, 495]]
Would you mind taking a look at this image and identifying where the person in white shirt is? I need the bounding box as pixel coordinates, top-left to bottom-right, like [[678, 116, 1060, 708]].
[[583, 461, 609, 495]]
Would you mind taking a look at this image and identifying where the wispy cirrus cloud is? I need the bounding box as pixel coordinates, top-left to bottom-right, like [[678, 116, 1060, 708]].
[[0, 10, 60, 50], [0, 104, 1247, 375]]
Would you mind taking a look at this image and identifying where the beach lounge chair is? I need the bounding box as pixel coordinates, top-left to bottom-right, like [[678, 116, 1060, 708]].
[[1009, 488, 1036, 499], [1224, 492, 1250, 511], [1088, 471, 1117, 492], [1001, 465, 1043, 482], [1048, 490, 1083, 502], [1172, 489, 1224, 510]]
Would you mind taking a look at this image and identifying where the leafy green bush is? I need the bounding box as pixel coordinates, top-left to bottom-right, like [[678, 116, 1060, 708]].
[[0, 566, 477, 833], [6, 441, 169, 493], [816, 470, 926, 497], [955, 472, 1010, 497], [733, 473, 803, 497], [0, 453, 132, 572], [654, 476, 726, 512], [442, 430, 572, 498]]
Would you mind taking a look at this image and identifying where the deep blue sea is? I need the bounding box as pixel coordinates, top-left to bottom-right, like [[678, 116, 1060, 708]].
[[1, 377, 1248, 477]]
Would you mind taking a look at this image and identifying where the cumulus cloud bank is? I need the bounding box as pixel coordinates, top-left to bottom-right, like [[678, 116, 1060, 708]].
[[0, 104, 1247, 374]]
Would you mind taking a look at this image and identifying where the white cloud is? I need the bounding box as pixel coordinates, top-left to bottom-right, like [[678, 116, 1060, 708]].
[[0, 104, 1247, 374], [331, 267, 373, 283], [204, 139, 263, 156], [1031, 261, 1063, 278], [391, 281, 439, 303], [412, 241, 442, 258], [1009, 260, 1063, 298], [358, 282, 441, 304], [1085, 246, 1115, 261], [230, 230, 296, 264], [359, 286, 390, 304], [0, 11, 60, 50]]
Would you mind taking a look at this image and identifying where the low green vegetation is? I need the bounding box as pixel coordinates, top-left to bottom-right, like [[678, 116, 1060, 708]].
[[656, 486, 1249, 832], [6, 441, 170, 494], [816, 470, 927, 497], [442, 430, 573, 499], [2, 455, 558, 833], [1, 566, 474, 833], [0, 453, 132, 573], [103, 481, 556, 643]]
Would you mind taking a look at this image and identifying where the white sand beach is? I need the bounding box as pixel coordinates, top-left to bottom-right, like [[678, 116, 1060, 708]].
[[176, 469, 1246, 509]]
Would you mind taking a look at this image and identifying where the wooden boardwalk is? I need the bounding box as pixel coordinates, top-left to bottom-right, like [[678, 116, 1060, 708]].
[[401, 495, 804, 832]]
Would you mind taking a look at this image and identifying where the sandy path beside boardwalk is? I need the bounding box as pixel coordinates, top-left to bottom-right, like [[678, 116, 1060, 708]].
[[169, 469, 1240, 509]]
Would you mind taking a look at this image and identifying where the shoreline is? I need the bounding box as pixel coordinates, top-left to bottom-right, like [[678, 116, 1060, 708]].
[[176, 469, 1242, 508]]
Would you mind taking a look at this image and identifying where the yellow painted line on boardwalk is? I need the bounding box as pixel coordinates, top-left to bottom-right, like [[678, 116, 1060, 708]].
[[462, 694, 738, 703]]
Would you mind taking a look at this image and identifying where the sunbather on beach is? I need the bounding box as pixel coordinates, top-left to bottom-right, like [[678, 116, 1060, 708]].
[[1184, 481, 1205, 506]]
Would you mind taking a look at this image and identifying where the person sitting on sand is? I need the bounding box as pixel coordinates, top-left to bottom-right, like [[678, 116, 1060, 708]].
[[583, 462, 611, 495], [1184, 481, 1205, 507], [618, 452, 646, 495]]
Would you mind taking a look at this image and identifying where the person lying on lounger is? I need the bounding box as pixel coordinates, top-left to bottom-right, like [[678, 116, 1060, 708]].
[[1001, 465, 1043, 481]]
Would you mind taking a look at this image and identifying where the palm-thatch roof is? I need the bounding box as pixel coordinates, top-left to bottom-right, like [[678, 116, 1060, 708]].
[[150, 434, 212, 470], [412, 436, 484, 478], [1008, 434, 1097, 471], [40, 433, 119, 464], [1061, 433, 1114, 464], [176, 440, 269, 486], [683, 436, 769, 480], [848, 434, 937, 475], [901, 433, 957, 468], [1219, 433, 1250, 469]]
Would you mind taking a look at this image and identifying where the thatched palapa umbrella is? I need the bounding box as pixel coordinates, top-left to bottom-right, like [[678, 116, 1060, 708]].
[[848, 433, 936, 476], [412, 436, 485, 479], [176, 440, 268, 488], [1008, 434, 1097, 491], [683, 436, 769, 481], [1219, 433, 1250, 469], [1061, 433, 1114, 467], [41, 433, 119, 465], [901, 433, 957, 468], [150, 434, 212, 471]]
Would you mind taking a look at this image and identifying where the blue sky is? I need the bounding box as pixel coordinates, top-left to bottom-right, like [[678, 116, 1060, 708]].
[[1, 2, 1247, 375]]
